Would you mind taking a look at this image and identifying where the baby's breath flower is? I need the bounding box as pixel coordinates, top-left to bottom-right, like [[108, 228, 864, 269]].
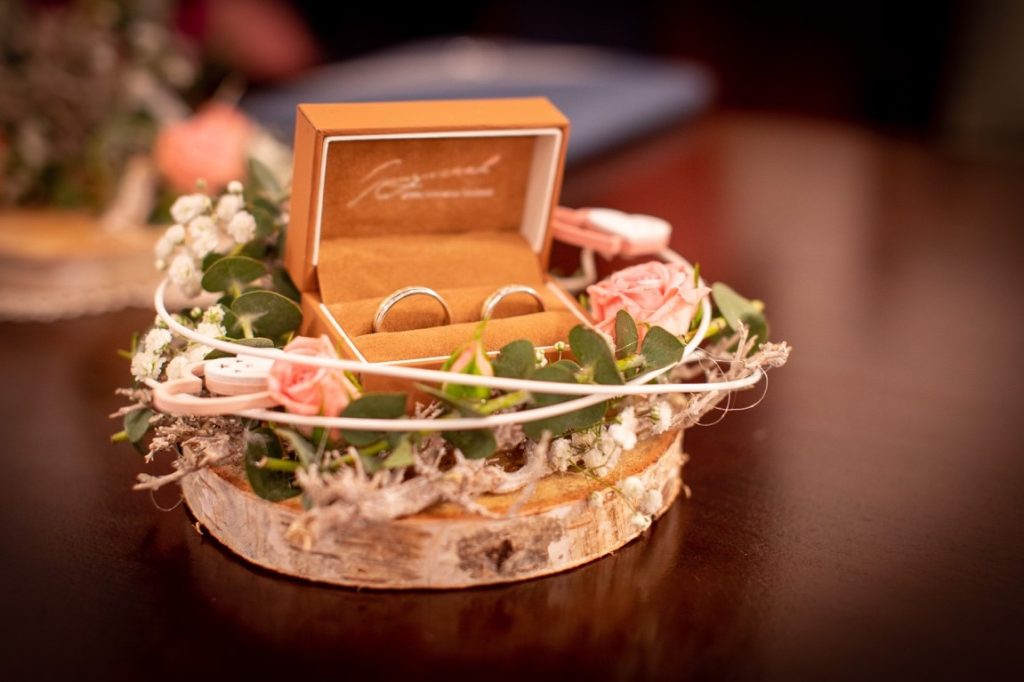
[[186, 344, 210, 364], [170, 193, 209, 225], [534, 347, 548, 368], [165, 354, 191, 380], [189, 307, 203, 319], [130, 351, 165, 382], [582, 447, 607, 470], [651, 400, 674, 434], [202, 305, 226, 325], [608, 406, 638, 451], [168, 254, 201, 297], [226, 210, 257, 244], [571, 430, 596, 450], [187, 216, 219, 258], [630, 512, 652, 531], [548, 438, 573, 472], [618, 475, 644, 502], [143, 328, 172, 353], [154, 236, 175, 262], [165, 224, 186, 243], [640, 488, 664, 515], [196, 322, 225, 339], [227, 180, 243, 194], [215, 193, 244, 221]]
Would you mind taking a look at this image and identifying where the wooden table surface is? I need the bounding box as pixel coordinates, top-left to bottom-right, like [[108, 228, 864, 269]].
[[2, 115, 1022, 680]]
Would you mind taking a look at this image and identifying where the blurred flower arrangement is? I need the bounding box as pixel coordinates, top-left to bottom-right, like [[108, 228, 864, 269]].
[[0, 0, 196, 212], [114, 179, 789, 537], [0, 0, 291, 228]]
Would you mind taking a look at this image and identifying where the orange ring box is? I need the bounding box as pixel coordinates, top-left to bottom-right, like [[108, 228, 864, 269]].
[[285, 98, 592, 391]]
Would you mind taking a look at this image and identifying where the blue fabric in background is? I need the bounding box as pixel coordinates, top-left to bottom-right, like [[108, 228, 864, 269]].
[[241, 37, 713, 164]]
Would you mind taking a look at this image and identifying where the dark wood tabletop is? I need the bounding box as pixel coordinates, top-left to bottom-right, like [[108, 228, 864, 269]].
[[2, 115, 1022, 680]]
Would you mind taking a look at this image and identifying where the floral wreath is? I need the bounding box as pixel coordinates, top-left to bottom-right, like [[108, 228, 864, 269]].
[[113, 173, 790, 539]]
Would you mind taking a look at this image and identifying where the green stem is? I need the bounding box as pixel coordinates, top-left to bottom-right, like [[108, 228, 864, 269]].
[[616, 354, 645, 372], [685, 300, 766, 341], [256, 456, 299, 472], [478, 390, 529, 415], [358, 440, 389, 457], [240, 318, 254, 339]]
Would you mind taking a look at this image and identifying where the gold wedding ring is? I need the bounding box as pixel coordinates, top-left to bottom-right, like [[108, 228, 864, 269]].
[[373, 286, 453, 333], [480, 285, 546, 320]]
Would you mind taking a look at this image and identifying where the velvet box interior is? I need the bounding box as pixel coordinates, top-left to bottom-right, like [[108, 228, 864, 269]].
[[285, 99, 591, 366]]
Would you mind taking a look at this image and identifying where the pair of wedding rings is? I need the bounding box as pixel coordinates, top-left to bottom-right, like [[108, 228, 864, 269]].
[[372, 284, 546, 333]]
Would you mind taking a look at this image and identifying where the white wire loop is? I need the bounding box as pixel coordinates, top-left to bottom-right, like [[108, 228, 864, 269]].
[[150, 250, 764, 431]]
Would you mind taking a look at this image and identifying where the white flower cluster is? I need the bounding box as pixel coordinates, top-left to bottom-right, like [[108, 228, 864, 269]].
[[649, 400, 675, 434], [165, 306, 227, 380], [607, 406, 638, 450], [154, 182, 258, 297], [547, 420, 630, 477], [130, 307, 227, 382], [130, 326, 174, 382], [618, 475, 665, 531]]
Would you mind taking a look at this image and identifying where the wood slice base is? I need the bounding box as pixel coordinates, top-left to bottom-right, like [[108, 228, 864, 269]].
[[181, 430, 684, 589]]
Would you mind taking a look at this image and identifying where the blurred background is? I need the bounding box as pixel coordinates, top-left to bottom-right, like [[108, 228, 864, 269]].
[[0, 0, 1018, 321], [3, 3, 1024, 678], [4, 0, 1023, 196], [5, 0, 1021, 317], [193, 0, 1023, 156]]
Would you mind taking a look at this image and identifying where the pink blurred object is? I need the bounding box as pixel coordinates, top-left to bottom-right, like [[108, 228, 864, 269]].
[[152, 360, 278, 416], [552, 206, 671, 258], [154, 103, 252, 192]]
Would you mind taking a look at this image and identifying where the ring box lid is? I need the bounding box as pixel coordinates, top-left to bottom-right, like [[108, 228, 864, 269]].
[[285, 98, 570, 297]]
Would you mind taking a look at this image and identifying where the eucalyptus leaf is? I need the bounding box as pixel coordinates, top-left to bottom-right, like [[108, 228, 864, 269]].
[[248, 157, 282, 198], [711, 282, 769, 350], [340, 393, 407, 447], [492, 339, 536, 379], [221, 307, 241, 338], [569, 326, 623, 385], [523, 362, 607, 440], [615, 310, 639, 359], [640, 326, 685, 372], [382, 436, 415, 468], [249, 203, 276, 239], [271, 267, 301, 302], [243, 428, 301, 501], [124, 408, 154, 444], [201, 251, 224, 271], [230, 290, 302, 341], [204, 336, 274, 360], [201, 256, 266, 295], [443, 427, 497, 460], [273, 427, 316, 467], [252, 195, 282, 218], [237, 239, 268, 260]]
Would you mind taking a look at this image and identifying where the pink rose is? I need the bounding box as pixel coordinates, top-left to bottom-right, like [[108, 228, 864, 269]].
[[154, 103, 251, 192], [586, 261, 710, 340], [268, 335, 360, 417]]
